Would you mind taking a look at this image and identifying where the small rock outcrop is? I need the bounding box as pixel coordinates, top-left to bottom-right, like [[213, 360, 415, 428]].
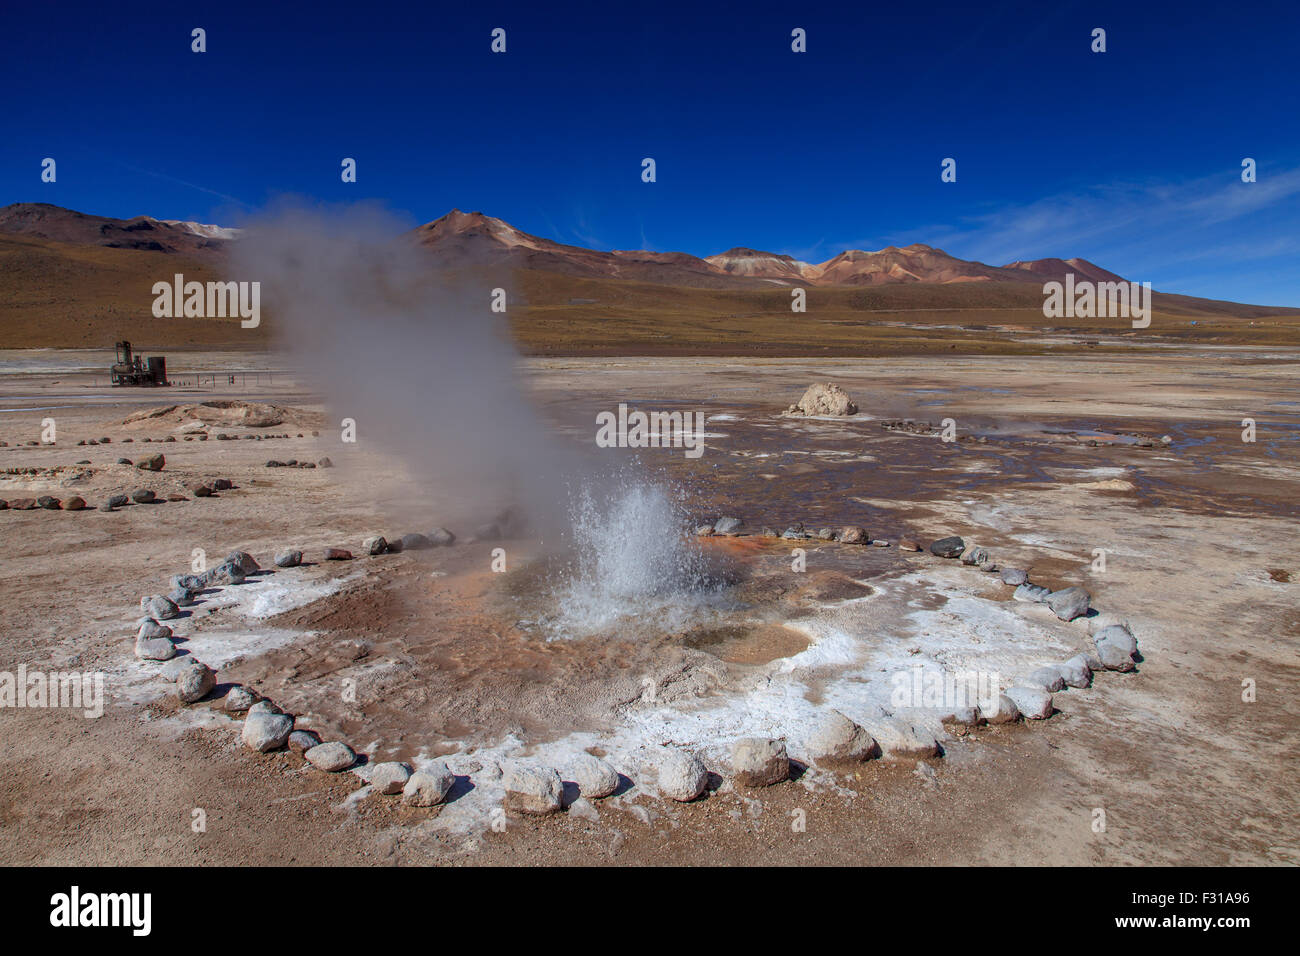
[[784, 382, 858, 417]]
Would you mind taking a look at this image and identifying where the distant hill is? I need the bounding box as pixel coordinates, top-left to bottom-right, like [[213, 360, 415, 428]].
[[2, 202, 1296, 353]]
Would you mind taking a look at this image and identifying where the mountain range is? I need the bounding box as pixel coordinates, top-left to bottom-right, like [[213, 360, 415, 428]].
[[3, 201, 1296, 352], [1, 202, 1129, 290]]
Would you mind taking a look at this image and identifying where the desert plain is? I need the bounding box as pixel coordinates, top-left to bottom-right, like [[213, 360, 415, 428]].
[[0, 343, 1296, 866]]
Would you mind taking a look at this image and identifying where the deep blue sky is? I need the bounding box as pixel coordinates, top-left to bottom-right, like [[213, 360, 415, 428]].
[[4, 0, 1299, 305]]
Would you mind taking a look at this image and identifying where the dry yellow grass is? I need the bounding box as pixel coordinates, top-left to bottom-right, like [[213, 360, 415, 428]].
[[3, 236, 1297, 355]]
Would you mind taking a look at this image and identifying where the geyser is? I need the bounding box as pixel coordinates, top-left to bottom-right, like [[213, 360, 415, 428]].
[[546, 472, 726, 638]]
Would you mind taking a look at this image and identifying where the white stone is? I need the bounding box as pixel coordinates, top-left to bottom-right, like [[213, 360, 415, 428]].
[[242, 711, 293, 752], [730, 737, 790, 787], [370, 762, 412, 795], [176, 660, 215, 703], [1004, 685, 1053, 719], [565, 754, 619, 799], [403, 764, 455, 806], [657, 749, 708, 802], [502, 765, 563, 814], [305, 741, 356, 772], [805, 709, 878, 765]]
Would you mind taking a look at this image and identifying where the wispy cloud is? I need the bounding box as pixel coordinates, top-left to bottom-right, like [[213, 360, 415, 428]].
[[919, 166, 1300, 270]]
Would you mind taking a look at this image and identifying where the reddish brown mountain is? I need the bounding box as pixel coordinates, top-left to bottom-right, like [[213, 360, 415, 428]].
[[705, 247, 819, 281], [1002, 256, 1128, 285], [814, 244, 1022, 285], [0, 202, 234, 255]]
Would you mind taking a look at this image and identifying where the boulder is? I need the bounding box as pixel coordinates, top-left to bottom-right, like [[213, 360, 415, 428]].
[[130, 489, 155, 504], [189, 483, 214, 497], [838, 526, 868, 545], [403, 764, 455, 806], [203, 561, 245, 586], [400, 533, 431, 551], [565, 754, 620, 799], [1014, 583, 1051, 603], [384, 537, 403, 553], [1000, 568, 1029, 586], [370, 762, 412, 795], [137, 618, 173, 642], [1004, 685, 1053, 719], [37, 496, 60, 510], [805, 709, 878, 765], [168, 586, 197, 606], [881, 723, 940, 759], [135, 453, 165, 471], [730, 737, 790, 787], [1026, 666, 1066, 693], [224, 685, 259, 712], [1046, 586, 1091, 622], [983, 694, 1021, 724], [135, 636, 176, 661], [786, 382, 858, 416], [1058, 655, 1092, 688], [172, 573, 205, 591], [176, 660, 216, 704], [898, 538, 921, 552], [324, 547, 353, 561], [141, 594, 180, 620], [242, 710, 294, 752], [1094, 625, 1137, 671], [713, 516, 743, 536], [502, 765, 563, 814], [362, 535, 388, 556], [961, 545, 989, 566], [225, 551, 260, 575], [657, 749, 708, 802], [305, 742, 357, 772], [61, 496, 86, 511], [929, 536, 965, 558], [274, 550, 302, 568], [287, 729, 321, 753]]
